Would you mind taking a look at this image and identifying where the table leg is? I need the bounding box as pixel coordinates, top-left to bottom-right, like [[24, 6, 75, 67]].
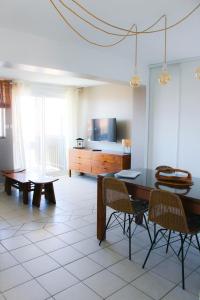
[[32, 184, 42, 207], [22, 183, 29, 205], [5, 177, 12, 195], [135, 215, 143, 225], [97, 175, 106, 241], [45, 183, 56, 204]]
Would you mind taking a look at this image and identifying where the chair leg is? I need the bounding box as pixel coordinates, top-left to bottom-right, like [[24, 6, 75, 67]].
[[154, 223, 156, 238], [142, 229, 161, 269], [166, 230, 171, 253], [128, 214, 132, 260], [178, 234, 187, 257], [99, 212, 115, 246], [195, 234, 200, 252], [180, 233, 185, 290], [143, 214, 152, 243], [123, 213, 127, 234]]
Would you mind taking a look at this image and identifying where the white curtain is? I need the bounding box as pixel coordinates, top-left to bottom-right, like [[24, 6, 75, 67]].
[[12, 82, 28, 169], [12, 82, 79, 174]]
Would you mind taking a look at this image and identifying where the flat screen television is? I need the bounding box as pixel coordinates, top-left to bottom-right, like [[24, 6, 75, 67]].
[[88, 118, 117, 142]]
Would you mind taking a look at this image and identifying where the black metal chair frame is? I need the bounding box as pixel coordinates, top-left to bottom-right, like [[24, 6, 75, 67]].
[[143, 228, 200, 289], [99, 209, 152, 260]]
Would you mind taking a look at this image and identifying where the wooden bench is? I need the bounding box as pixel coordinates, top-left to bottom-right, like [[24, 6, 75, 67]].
[[3, 170, 33, 204], [2, 170, 58, 207]]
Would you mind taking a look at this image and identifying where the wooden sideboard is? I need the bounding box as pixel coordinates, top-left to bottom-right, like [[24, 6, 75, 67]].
[[69, 149, 131, 177]]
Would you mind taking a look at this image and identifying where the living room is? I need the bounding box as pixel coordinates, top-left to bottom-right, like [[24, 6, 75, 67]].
[[0, 1, 200, 300]]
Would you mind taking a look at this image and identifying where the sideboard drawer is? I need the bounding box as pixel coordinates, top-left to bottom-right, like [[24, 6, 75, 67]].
[[92, 153, 122, 164], [69, 162, 80, 171], [79, 162, 92, 173]]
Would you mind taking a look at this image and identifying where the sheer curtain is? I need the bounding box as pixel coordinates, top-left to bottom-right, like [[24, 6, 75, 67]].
[[12, 82, 79, 174], [12, 82, 28, 169]]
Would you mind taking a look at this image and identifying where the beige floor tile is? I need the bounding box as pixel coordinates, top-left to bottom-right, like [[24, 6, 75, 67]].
[[38, 267, 78, 295], [163, 286, 198, 300], [182, 271, 200, 296], [132, 271, 175, 300], [108, 239, 142, 258], [133, 248, 166, 269], [0, 244, 6, 254], [1, 235, 31, 251], [11, 244, 44, 263], [72, 238, 101, 255], [107, 284, 153, 300], [88, 248, 124, 268], [54, 282, 102, 300], [58, 230, 86, 245], [36, 236, 67, 253], [24, 229, 53, 243], [151, 258, 191, 284], [0, 265, 32, 292], [45, 223, 73, 235], [23, 255, 59, 277], [108, 258, 146, 282], [49, 246, 83, 265], [83, 269, 126, 298], [65, 257, 103, 280], [0, 252, 18, 271], [3, 279, 49, 300]]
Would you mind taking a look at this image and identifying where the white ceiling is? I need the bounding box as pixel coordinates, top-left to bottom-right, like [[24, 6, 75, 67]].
[[0, 63, 107, 87], [0, 0, 199, 83], [0, 0, 199, 44]]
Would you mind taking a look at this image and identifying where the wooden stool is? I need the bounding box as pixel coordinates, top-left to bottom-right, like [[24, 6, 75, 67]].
[[30, 177, 58, 207]]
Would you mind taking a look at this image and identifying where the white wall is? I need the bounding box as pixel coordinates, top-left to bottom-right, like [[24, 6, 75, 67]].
[[0, 108, 13, 172], [78, 83, 134, 152], [132, 86, 146, 168], [148, 59, 200, 177], [78, 83, 147, 169]]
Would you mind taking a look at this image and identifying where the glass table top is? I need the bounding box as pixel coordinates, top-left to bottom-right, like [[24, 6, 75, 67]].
[[103, 169, 200, 202]]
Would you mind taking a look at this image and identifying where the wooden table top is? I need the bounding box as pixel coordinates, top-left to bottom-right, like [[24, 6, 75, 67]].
[[3, 171, 58, 184]]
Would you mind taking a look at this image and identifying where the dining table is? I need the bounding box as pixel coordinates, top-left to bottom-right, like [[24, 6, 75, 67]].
[[97, 168, 200, 240]]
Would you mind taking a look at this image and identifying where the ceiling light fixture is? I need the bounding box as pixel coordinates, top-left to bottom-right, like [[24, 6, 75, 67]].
[[49, 0, 200, 86], [158, 16, 171, 86], [195, 67, 200, 80], [130, 26, 141, 88]]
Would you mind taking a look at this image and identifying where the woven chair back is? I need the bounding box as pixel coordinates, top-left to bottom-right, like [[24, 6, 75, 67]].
[[103, 177, 133, 214], [149, 190, 189, 233]]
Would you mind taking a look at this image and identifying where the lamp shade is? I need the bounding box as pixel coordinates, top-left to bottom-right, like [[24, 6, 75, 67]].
[[122, 139, 131, 147]]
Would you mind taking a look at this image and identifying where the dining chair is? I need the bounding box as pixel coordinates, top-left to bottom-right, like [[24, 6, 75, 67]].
[[99, 177, 152, 260], [142, 189, 200, 289]]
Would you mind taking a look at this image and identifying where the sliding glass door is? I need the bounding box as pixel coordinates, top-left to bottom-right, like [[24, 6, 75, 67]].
[[20, 94, 67, 175]]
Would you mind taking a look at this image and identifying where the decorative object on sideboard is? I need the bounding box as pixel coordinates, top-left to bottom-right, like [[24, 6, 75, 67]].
[[122, 139, 131, 154], [74, 138, 85, 149]]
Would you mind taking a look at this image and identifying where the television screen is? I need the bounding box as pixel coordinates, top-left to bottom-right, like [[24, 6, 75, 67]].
[[88, 118, 117, 142]]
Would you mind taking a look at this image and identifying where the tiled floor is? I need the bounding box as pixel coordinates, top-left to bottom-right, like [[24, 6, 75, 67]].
[[0, 176, 199, 300]]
